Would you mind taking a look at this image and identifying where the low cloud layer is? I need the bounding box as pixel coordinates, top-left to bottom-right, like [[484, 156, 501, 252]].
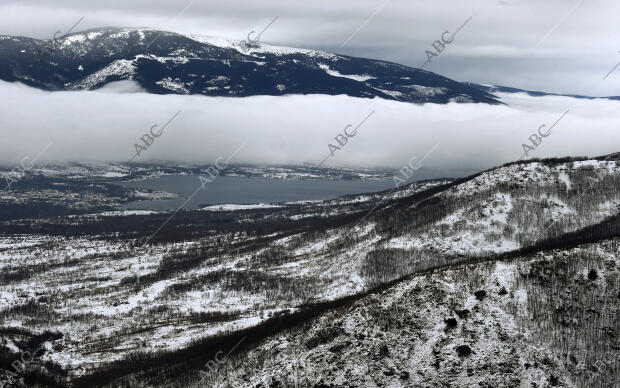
[[0, 81, 618, 171]]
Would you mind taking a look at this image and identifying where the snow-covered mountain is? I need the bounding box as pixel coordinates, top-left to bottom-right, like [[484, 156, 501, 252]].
[[0, 27, 501, 104], [207, 237, 620, 388], [1, 153, 619, 386]]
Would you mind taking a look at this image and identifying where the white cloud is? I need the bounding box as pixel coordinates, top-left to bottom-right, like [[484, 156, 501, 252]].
[[96, 80, 148, 93], [0, 81, 618, 170]]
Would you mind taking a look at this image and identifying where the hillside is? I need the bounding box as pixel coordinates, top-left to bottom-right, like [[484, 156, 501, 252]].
[[204, 238, 620, 388], [0, 154, 619, 386], [0, 28, 500, 104]]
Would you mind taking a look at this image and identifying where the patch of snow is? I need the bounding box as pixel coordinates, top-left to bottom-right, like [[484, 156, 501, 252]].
[[72, 59, 136, 90], [99, 171, 128, 178], [557, 171, 572, 190], [404, 85, 448, 97], [156, 77, 189, 93], [317, 64, 375, 82], [207, 76, 230, 84], [200, 204, 283, 211], [449, 95, 474, 103], [187, 34, 338, 60], [99, 210, 158, 217]]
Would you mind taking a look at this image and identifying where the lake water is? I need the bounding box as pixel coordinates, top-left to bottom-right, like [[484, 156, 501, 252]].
[[120, 175, 394, 211], [120, 169, 476, 211]]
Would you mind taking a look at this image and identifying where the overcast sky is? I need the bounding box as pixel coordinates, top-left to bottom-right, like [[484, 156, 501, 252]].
[[1, 0, 619, 96]]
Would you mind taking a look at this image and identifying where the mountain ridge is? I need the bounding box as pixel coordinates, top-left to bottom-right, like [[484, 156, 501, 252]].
[[0, 27, 501, 104]]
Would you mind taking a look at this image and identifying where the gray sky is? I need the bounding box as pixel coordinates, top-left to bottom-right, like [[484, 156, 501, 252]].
[[1, 0, 619, 96]]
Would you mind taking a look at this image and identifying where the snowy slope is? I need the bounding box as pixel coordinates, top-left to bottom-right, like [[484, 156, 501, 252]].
[[0, 27, 500, 104], [1, 155, 619, 386], [205, 238, 620, 388]]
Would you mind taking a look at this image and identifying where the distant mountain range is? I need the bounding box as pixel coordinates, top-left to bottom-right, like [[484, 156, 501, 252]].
[[466, 83, 620, 101], [0, 27, 502, 104]]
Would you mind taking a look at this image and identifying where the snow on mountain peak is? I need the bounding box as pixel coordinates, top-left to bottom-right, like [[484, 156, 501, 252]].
[[187, 33, 338, 60], [0, 27, 501, 104]]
